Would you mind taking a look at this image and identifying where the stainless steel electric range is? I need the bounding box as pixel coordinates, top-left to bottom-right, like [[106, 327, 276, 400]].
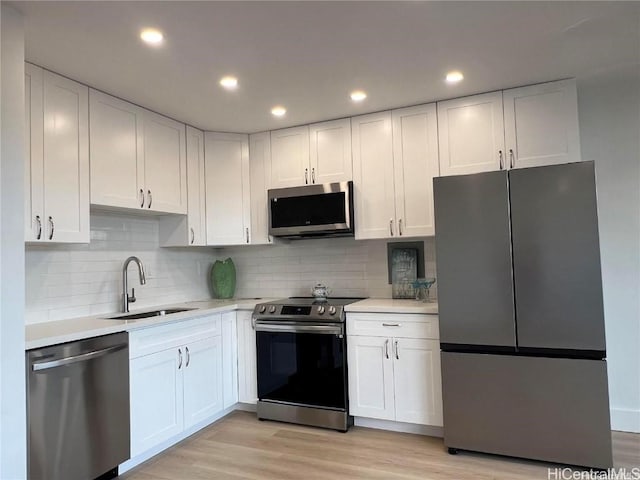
[[252, 297, 363, 432]]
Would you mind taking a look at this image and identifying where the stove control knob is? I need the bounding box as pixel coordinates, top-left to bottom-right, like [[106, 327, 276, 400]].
[[258, 305, 266, 314], [268, 305, 276, 314], [329, 306, 337, 316], [317, 305, 326, 315]]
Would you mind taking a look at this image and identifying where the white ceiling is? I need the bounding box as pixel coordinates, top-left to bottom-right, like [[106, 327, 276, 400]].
[[13, 1, 640, 133]]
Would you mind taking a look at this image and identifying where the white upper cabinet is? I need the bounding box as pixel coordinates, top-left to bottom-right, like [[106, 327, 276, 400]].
[[90, 89, 145, 210], [205, 132, 251, 246], [438, 79, 581, 176], [159, 126, 206, 246], [352, 107, 439, 240], [503, 79, 581, 169], [249, 132, 272, 245], [142, 111, 187, 214], [89, 89, 187, 214], [269, 126, 310, 188], [351, 111, 396, 239], [437, 91, 505, 176], [25, 64, 89, 243], [309, 118, 353, 185], [392, 104, 440, 238]]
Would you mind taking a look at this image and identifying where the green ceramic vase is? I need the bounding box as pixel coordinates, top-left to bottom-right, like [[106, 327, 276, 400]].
[[210, 258, 236, 299]]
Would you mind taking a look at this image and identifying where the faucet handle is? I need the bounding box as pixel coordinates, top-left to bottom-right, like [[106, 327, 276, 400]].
[[128, 288, 137, 303]]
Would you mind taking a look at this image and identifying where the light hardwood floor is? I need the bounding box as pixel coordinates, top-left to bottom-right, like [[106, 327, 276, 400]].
[[122, 411, 639, 480]]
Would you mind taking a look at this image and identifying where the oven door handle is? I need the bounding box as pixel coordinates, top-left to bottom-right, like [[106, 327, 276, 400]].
[[254, 322, 343, 335]]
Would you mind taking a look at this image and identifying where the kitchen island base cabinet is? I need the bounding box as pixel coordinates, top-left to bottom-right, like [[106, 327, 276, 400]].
[[347, 314, 443, 428]]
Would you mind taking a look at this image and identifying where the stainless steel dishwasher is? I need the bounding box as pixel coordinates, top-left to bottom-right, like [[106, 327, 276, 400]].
[[27, 332, 130, 480]]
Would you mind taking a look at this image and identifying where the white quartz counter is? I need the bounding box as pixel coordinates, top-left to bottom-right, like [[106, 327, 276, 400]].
[[25, 298, 270, 350], [345, 298, 438, 315]]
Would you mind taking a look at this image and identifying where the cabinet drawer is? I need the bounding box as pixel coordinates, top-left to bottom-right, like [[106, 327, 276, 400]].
[[129, 314, 221, 358], [347, 313, 439, 340]]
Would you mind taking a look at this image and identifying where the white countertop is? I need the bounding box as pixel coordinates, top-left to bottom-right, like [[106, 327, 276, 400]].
[[25, 298, 270, 351], [26, 297, 438, 350], [345, 298, 438, 314]]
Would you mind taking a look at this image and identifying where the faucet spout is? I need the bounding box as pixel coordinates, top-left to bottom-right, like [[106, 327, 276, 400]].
[[122, 256, 146, 313]]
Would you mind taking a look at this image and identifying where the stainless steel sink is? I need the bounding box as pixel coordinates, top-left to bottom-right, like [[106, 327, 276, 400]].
[[105, 308, 197, 320]]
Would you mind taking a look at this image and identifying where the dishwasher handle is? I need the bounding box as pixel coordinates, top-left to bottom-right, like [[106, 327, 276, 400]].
[[32, 343, 127, 372]]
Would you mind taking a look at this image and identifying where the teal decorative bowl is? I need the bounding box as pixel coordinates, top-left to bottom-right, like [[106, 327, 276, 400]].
[[210, 258, 236, 299]]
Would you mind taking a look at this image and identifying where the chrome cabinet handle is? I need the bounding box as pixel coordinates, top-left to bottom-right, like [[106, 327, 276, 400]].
[[382, 323, 400, 327], [178, 348, 182, 369], [48, 216, 54, 240], [246, 227, 250, 244], [384, 339, 389, 359], [140, 189, 145, 208], [395, 340, 399, 360], [304, 168, 308, 184], [35, 215, 42, 240], [311, 167, 316, 184], [147, 190, 152, 209], [509, 149, 515, 169], [389, 219, 394, 236], [398, 219, 403, 236], [190, 228, 195, 244], [185, 347, 190, 367], [499, 150, 504, 170]]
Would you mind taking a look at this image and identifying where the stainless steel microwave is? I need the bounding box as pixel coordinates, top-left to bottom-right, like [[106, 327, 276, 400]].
[[268, 181, 354, 238]]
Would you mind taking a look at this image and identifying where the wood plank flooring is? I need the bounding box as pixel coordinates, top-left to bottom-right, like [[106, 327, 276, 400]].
[[122, 411, 639, 480]]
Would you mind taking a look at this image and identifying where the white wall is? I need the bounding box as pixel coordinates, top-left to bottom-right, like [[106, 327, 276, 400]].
[[578, 67, 640, 433], [215, 237, 436, 300], [0, 4, 27, 478], [25, 213, 214, 323]]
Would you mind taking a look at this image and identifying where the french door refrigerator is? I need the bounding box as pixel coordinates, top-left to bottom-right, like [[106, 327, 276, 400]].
[[433, 161, 613, 469]]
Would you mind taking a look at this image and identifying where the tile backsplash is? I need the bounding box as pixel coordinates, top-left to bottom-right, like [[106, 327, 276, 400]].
[[25, 213, 437, 324], [214, 236, 437, 301], [25, 213, 214, 324]]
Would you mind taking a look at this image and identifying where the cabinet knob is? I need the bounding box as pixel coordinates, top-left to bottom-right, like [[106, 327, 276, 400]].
[[246, 227, 250, 244], [304, 168, 309, 185], [499, 150, 504, 170], [139, 189, 145, 208], [190, 228, 195, 245], [311, 167, 316, 184], [48, 216, 54, 240], [147, 190, 152, 209], [389, 219, 394, 237], [177, 348, 183, 369], [509, 149, 515, 169], [398, 219, 403, 236], [384, 339, 390, 359]]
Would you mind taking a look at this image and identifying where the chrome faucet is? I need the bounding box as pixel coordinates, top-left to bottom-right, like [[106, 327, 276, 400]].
[[122, 256, 146, 313]]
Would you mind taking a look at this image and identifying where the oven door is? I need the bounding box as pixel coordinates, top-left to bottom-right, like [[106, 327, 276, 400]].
[[255, 321, 347, 410]]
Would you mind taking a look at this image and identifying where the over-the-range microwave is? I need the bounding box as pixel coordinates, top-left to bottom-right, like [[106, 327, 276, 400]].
[[268, 181, 354, 238]]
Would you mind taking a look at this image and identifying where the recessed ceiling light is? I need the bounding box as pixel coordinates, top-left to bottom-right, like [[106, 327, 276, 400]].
[[140, 28, 164, 46], [220, 76, 238, 90], [271, 106, 286, 117], [350, 90, 367, 102], [446, 71, 464, 83]]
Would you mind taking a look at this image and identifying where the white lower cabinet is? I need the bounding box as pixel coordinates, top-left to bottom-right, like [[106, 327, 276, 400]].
[[221, 312, 239, 409], [347, 314, 443, 427], [129, 315, 230, 458], [236, 310, 258, 404]]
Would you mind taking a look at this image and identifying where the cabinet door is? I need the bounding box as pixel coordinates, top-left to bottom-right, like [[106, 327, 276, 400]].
[[393, 338, 443, 426], [130, 348, 184, 457], [351, 112, 396, 239], [249, 132, 272, 245], [270, 126, 309, 188], [186, 126, 206, 244], [504, 79, 581, 169], [41, 71, 89, 243], [437, 91, 505, 176], [142, 111, 187, 214], [309, 118, 352, 184], [221, 312, 238, 409], [89, 89, 145, 209], [183, 336, 224, 429], [236, 311, 258, 404], [25, 64, 44, 242], [205, 132, 251, 245], [392, 104, 439, 238], [347, 336, 395, 420]]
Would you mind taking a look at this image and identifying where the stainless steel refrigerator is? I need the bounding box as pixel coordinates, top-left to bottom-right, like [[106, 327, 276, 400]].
[[434, 161, 613, 469]]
